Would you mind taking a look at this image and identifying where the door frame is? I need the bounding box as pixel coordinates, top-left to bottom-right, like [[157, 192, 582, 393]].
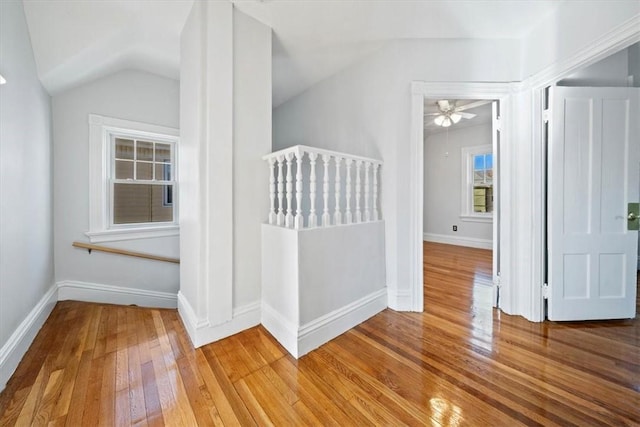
[[409, 82, 514, 313]]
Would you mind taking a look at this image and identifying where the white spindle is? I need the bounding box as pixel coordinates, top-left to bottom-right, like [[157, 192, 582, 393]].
[[276, 155, 285, 226], [334, 157, 342, 225], [373, 163, 379, 221], [308, 152, 318, 227], [268, 157, 276, 225], [285, 152, 294, 228], [345, 159, 353, 224], [364, 162, 371, 222], [355, 160, 362, 223], [322, 154, 331, 227], [294, 150, 304, 229]]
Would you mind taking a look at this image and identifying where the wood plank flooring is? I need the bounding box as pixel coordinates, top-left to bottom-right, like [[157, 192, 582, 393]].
[[1, 241, 638, 426]]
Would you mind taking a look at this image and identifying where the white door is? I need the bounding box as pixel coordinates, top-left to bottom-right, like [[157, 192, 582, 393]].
[[548, 86, 639, 321]]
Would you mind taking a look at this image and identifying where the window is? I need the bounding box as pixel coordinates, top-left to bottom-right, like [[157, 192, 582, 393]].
[[461, 145, 493, 222], [87, 115, 179, 243]]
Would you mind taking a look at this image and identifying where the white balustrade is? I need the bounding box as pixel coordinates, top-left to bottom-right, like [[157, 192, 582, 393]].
[[268, 157, 276, 225], [294, 151, 304, 229], [322, 154, 331, 227], [285, 152, 294, 228], [345, 158, 353, 224], [334, 157, 342, 225], [355, 160, 362, 223], [276, 155, 285, 226], [263, 145, 382, 230], [373, 163, 379, 221], [308, 152, 318, 227]]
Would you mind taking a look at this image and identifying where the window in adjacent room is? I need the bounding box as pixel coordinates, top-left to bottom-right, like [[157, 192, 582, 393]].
[[461, 145, 493, 222], [87, 114, 179, 243]]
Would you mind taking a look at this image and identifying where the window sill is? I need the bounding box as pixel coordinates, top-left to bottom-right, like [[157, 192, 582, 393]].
[[460, 215, 493, 224], [85, 225, 179, 243]]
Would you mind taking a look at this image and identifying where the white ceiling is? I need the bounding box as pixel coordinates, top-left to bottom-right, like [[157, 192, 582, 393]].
[[22, 0, 561, 102]]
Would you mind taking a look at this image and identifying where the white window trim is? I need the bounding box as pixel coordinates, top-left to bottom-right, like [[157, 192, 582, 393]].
[[460, 144, 493, 223], [88, 114, 179, 243]]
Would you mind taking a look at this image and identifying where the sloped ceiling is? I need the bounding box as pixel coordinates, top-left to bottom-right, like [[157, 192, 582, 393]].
[[22, 0, 561, 103]]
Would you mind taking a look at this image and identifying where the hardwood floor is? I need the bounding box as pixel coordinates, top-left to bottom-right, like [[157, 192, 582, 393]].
[[1, 241, 638, 426]]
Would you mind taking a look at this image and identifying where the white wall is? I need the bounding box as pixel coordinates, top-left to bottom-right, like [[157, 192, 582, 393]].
[[558, 48, 629, 87], [52, 70, 180, 294], [233, 9, 272, 308], [178, 2, 271, 347], [273, 38, 519, 308], [522, 0, 640, 78], [0, 0, 55, 387], [423, 123, 493, 242]]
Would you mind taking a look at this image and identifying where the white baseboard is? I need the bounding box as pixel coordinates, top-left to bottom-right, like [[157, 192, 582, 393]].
[[423, 232, 492, 250], [263, 288, 387, 358], [177, 293, 261, 348], [0, 284, 57, 392], [261, 302, 298, 356], [57, 280, 177, 309], [298, 288, 387, 357], [387, 288, 414, 311]]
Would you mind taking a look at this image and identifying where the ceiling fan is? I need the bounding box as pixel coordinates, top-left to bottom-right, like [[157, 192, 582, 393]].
[[425, 100, 492, 127]]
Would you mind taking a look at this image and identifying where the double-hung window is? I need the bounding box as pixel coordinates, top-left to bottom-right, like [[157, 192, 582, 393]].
[[460, 145, 493, 222], [87, 114, 179, 242]]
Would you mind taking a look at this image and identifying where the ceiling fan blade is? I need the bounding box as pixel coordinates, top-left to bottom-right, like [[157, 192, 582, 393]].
[[456, 100, 492, 112], [459, 112, 476, 119], [437, 100, 451, 111], [424, 112, 441, 116]]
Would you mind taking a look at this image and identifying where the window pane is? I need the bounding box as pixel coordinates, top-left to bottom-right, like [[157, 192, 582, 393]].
[[155, 163, 171, 181], [115, 138, 134, 160], [155, 143, 171, 162], [474, 171, 485, 184], [113, 184, 173, 224], [137, 162, 153, 180], [137, 141, 154, 161], [485, 153, 493, 169], [474, 155, 485, 171], [473, 185, 494, 213], [115, 160, 133, 179]]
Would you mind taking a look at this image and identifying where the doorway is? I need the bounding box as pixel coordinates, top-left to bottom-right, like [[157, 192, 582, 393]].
[[423, 98, 498, 311], [408, 82, 512, 314]]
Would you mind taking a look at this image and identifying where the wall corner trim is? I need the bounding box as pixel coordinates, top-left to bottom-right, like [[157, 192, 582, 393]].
[[263, 288, 388, 358], [57, 280, 177, 309], [0, 283, 58, 392], [177, 295, 261, 348]]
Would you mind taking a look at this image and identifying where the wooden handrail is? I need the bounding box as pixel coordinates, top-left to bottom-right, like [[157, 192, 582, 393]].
[[72, 241, 180, 264]]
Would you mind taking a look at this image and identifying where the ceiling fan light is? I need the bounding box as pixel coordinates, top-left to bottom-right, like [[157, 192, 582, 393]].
[[450, 113, 462, 123], [434, 115, 445, 126], [442, 117, 452, 127]]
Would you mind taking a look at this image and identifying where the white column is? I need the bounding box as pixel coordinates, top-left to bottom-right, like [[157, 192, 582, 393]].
[[334, 157, 342, 225], [276, 155, 285, 226], [285, 152, 294, 228], [308, 152, 318, 227], [373, 163, 380, 221], [268, 157, 276, 224], [294, 150, 304, 229], [322, 154, 331, 227], [345, 158, 353, 224], [355, 160, 362, 223], [364, 162, 371, 222]]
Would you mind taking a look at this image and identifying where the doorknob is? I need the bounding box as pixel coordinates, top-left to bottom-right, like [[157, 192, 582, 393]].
[[629, 203, 640, 230]]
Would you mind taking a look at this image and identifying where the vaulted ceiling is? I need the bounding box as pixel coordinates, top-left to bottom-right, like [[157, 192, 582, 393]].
[[22, 0, 562, 105]]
